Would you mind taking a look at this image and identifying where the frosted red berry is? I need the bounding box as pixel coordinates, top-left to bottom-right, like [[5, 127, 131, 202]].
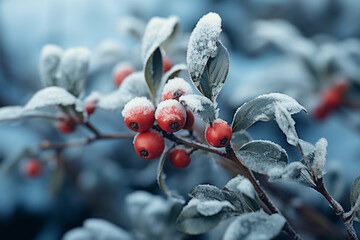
[[122, 97, 155, 132], [169, 147, 191, 168], [58, 117, 76, 134], [205, 119, 232, 148], [183, 109, 195, 130], [163, 57, 172, 73], [134, 130, 165, 160], [155, 100, 186, 132], [24, 159, 42, 177], [85, 101, 96, 115], [161, 78, 193, 101], [113, 63, 135, 87]]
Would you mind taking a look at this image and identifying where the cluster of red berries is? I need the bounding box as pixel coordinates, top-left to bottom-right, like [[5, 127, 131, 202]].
[[314, 81, 348, 120], [122, 77, 233, 168]]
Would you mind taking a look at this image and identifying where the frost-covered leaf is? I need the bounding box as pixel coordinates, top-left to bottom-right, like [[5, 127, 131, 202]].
[[157, 147, 185, 203], [176, 205, 230, 235], [39, 44, 63, 87], [0, 106, 57, 123], [230, 131, 252, 151], [223, 210, 286, 240], [179, 94, 216, 123], [232, 93, 306, 133], [298, 139, 316, 166], [163, 63, 187, 83], [236, 140, 288, 175], [224, 175, 260, 211], [313, 138, 327, 180], [225, 175, 255, 200], [197, 200, 235, 216], [189, 184, 243, 212], [144, 47, 163, 103], [85, 72, 150, 111], [268, 162, 314, 187], [142, 16, 179, 63], [58, 47, 90, 97], [118, 16, 146, 39], [195, 41, 229, 102], [274, 101, 299, 146], [187, 13, 228, 102], [350, 174, 360, 221], [23, 86, 78, 111]]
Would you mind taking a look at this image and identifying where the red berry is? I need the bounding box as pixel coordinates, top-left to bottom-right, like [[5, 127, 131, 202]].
[[161, 78, 193, 101], [205, 119, 232, 148], [58, 117, 76, 134], [155, 100, 186, 132], [122, 97, 155, 132], [183, 109, 195, 130], [85, 101, 96, 115], [169, 147, 191, 168], [113, 63, 135, 87], [163, 57, 172, 73], [313, 105, 330, 121], [24, 159, 42, 177], [322, 90, 341, 109], [134, 130, 165, 160]]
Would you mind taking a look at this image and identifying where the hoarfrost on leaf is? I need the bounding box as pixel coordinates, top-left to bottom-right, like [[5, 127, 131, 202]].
[[84, 219, 132, 240], [187, 12, 221, 82], [268, 162, 314, 187], [222, 210, 286, 240], [23, 86, 78, 112], [232, 93, 306, 133], [236, 140, 288, 175], [142, 16, 179, 63], [196, 200, 235, 216], [179, 94, 216, 123], [274, 101, 299, 146], [225, 175, 255, 199], [230, 131, 252, 151], [39, 44, 63, 87], [313, 138, 328, 179], [350, 174, 360, 221], [58, 47, 90, 97]]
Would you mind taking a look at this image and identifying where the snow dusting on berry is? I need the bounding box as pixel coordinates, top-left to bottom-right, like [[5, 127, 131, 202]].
[[122, 97, 154, 119], [162, 77, 193, 98], [155, 99, 186, 122]]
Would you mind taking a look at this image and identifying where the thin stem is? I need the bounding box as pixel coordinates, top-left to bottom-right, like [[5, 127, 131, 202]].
[[315, 179, 358, 240]]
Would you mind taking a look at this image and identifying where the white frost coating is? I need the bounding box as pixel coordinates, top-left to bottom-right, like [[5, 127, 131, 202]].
[[225, 175, 255, 199], [274, 102, 299, 146], [155, 99, 186, 122], [162, 77, 193, 97], [196, 200, 234, 216], [142, 16, 178, 63], [94, 72, 150, 111], [314, 138, 328, 179], [0, 106, 24, 122], [183, 198, 201, 211], [121, 97, 154, 118], [84, 219, 131, 240], [23, 86, 78, 111], [58, 47, 90, 96], [223, 210, 286, 240], [187, 12, 221, 81], [258, 93, 306, 116], [180, 94, 217, 123], [39, 44, 63, 87]]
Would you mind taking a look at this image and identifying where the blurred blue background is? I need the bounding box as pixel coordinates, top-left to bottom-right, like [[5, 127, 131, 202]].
[[1, 0, 360, 239]]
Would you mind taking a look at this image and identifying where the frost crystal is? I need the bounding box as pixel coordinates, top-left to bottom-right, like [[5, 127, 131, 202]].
[[223, 210, 286, 240], [39, 44, 63, 87], [155, 99, 186, 122], [187, 12, 221, 81], [196, 200, 234, 216], [179, 94, 217, 123], [23, 86, 78, 111], [142, 16, 178, 63], [121, 97, 154, 119], [225, 175, 256, 199], [162, 77, 193, 97], [274, 102, 299, 146], [314, 138, 328, 179]]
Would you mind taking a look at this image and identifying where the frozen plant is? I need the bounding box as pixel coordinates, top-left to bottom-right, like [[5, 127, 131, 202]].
[[0, 12, 360, 240]]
